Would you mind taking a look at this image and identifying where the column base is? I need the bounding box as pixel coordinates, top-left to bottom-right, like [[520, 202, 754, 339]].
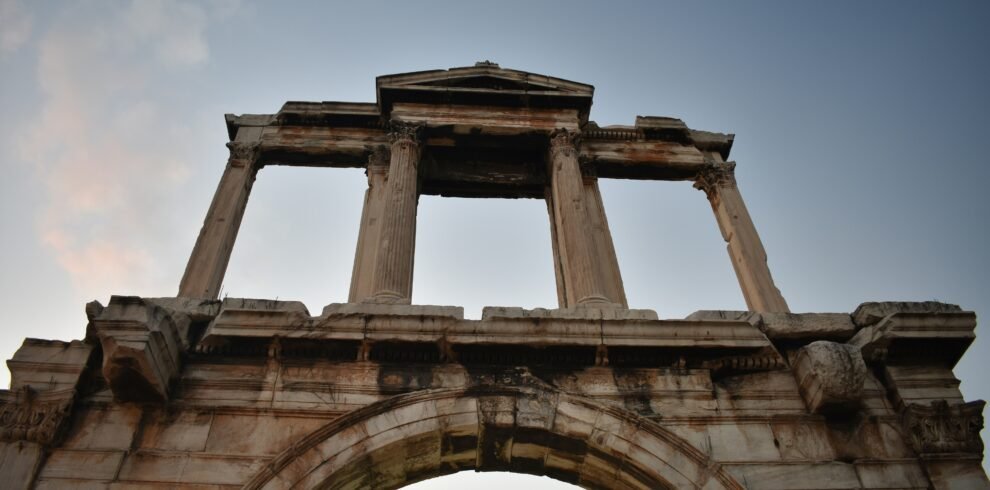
[[364, 291, 411, 305]]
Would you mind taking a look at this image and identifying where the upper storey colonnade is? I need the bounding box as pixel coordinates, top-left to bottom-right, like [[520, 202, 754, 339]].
[[179, 62, 788, 313]]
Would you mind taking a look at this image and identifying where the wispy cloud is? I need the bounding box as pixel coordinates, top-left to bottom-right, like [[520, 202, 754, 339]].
[[0, 0, 32, 55], [17, 1, 234, 295]]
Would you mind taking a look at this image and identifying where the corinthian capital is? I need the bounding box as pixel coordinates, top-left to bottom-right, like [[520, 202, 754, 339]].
[[549, 128, 580, 159], [693, 161, 737, 198], [225, 141, 261, 164], [387, 122, 423, 147]]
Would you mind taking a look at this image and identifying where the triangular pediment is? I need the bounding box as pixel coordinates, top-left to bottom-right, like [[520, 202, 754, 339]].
[[416, 75, 561, 92], [376, 63, 594, 124], [377, 63, 594, 97]]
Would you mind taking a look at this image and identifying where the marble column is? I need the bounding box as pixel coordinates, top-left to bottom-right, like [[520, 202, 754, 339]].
[[547, 129, 617, 307], [694, 156, 790, 312], [349, 146, 390, 302], [178, 136, 260, 299], [581, 160, 628, 308], [367, 124, 422, 304]]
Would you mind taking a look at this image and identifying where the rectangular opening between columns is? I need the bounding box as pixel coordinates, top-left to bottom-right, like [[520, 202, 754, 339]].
[[222, 166, 366, 313], [412, 196, 558, 318], [600, 179, 746, 317]]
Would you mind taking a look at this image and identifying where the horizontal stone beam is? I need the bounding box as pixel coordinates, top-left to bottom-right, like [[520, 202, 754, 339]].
[[256, 124, 711, 182]]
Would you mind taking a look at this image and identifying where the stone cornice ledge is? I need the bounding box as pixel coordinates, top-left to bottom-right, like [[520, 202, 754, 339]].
[[197, 301, 771, 351]]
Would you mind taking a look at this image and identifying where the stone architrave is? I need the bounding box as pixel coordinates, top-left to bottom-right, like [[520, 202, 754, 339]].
[[547, 129, 619, 308], [178, 130, 262, 299], [694, 157, 790, 312], [367, 124, 422, 304], [349, 145, 390, 302]]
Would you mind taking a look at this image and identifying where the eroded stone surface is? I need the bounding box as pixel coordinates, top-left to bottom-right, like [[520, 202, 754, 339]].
[[793, 341, 868, 414], [851, 301, 962, 327], [760, 312, 857, 340]]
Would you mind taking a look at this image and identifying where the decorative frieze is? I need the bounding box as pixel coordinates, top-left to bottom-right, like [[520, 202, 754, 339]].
[[902, 400, 985, 455]]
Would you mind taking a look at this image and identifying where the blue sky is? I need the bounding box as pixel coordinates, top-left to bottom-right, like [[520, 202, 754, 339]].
[[1, 1, 988, 485]]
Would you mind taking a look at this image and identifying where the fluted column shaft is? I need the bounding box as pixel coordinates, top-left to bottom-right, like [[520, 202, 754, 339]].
[[582, 169, 628, 307], [178, 137, 260, 299], [349, 146, 390, 302], [694, 156, 789, 312], [547, 130, 615, 307], [368, 125, 422, 304]]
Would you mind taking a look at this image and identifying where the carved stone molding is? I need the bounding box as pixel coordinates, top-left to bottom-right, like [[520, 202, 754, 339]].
[[903, 400, 985, 455], [549, 128, 580, 159], [225, 141, 261, 164], [0, 386, 76, 446], [693, 162, 737, 198]]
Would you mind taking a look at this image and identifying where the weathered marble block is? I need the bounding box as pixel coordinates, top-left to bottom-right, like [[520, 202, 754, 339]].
[[92, 296, 193, 402], [793, 340, 867, 414]]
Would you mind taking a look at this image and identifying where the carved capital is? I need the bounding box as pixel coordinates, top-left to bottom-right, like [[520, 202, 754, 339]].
[[903, 400, 985, 455], [0, 386, 76, 446], [388, 122, 423, 147], [693, 162, 737, 198], [367, 145, 390, 175], [226, 141, 261, 166], [549, 128, 580, 160]]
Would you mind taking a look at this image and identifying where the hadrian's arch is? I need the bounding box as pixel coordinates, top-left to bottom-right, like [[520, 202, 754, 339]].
[[0, 63, 985, 490]]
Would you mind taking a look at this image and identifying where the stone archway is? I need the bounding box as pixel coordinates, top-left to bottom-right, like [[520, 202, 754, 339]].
[[243, 380, 743, 490]]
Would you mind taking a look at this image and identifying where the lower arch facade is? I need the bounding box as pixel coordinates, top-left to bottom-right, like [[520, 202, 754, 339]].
[[244, 384, 744, 490]]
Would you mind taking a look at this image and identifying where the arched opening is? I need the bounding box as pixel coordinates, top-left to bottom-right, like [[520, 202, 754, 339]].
[[402, 471, 577, 489], [243, 382, 743, 490]]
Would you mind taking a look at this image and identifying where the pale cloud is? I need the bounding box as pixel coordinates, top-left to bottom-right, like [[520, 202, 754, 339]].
[[18, 1, 230, 297], [0, 0, 32, 55]]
